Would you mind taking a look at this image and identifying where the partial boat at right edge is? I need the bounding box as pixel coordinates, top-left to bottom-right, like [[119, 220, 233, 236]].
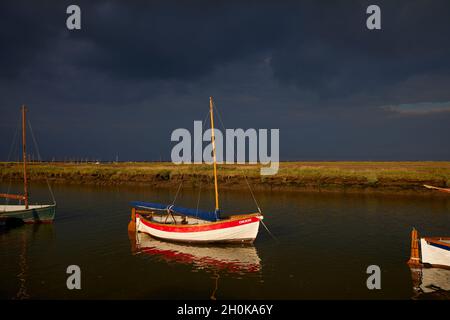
[[407, 228, 450, 269]]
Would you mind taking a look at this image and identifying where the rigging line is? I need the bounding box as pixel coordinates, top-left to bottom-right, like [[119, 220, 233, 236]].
[[4, 116, 21, 205], [6, 115, 21, 162], [191, 109, 211, 165], [193, 182, 203, 221], [214, 100, 260, 209], [171, 109, 209, 209], [214, 100, 262, 211], [243, 174, 262, 213], [214, 100, 277, 242], [195, 183, 202, 215], [212, 99, 227, 133], [194, 110, 210, 164], [192, 112, 208, 217], [11, 125, 22, 204], [171, 179, 183, 206], [191, 108, 214, 211], [27, 120, 56, 204]]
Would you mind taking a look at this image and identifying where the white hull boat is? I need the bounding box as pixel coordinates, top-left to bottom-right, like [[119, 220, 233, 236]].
[[420, 238, 450, 268], [134, 210, 262, 243], [408, 228, 450, 269], [128, 97, 264, 244]]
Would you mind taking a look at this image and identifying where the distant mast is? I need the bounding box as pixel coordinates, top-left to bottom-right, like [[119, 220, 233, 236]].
[[22, 105, 29, 209], [209, 96, 220, 213]]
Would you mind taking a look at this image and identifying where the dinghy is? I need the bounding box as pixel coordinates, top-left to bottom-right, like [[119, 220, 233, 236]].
[[423, 184, 450, 193], [407, 228, 450, 269], [129, 97, 263, 243], [0, 106, 56, 223]]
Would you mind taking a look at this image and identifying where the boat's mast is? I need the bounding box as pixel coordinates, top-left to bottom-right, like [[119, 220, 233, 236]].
[[22, 105, 29, 209], [209, 97, 220, 212]]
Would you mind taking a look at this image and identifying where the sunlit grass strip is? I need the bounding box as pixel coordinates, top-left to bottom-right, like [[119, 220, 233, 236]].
[[0, 161, 449, 190]]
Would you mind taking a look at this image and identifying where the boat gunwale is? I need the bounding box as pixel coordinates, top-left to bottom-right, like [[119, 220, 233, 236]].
[[0, 203, 56, 214], [135, 209, 262, 228], [423, 237, 450, 249]]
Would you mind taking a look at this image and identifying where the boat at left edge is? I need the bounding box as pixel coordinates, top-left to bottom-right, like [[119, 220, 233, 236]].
[[0, 105, 56, 224]]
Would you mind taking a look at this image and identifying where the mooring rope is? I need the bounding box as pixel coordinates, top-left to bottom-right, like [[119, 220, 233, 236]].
[[244, 173, 278, 242], [260, 218, 278, 242], [244, 175, 262, 213]]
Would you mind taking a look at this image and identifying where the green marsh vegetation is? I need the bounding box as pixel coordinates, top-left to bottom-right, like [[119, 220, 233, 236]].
[[0, 161, 449, 194]]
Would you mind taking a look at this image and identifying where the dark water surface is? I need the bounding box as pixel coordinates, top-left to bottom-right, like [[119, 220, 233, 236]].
[[1, 183, 449, 299]]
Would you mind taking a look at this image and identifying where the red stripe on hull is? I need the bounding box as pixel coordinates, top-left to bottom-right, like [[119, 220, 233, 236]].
[[140, 247, 260, 272], [137, 214, 259, 233]]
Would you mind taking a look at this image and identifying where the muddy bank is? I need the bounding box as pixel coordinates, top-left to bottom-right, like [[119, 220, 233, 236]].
[[1, 161, 449, 195]]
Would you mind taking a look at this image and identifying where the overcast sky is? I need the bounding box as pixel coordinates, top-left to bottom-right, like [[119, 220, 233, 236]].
[[1, 0, 449, 161]]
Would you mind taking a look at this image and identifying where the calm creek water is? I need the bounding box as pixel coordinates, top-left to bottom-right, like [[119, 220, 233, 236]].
[[1, 182, 449, 299]]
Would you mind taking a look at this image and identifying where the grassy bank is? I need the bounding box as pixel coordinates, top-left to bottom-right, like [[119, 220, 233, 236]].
[[1, 161, 449, 194]]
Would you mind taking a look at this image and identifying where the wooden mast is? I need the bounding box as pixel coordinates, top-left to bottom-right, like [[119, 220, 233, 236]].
[[209, 96, 220, 212], [0, 105, 30, 204], [22, 105, 29, 209]]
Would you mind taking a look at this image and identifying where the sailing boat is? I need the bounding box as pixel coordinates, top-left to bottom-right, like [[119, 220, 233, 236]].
[[129, 97, 264, 243], [0, 106, 56, 223]]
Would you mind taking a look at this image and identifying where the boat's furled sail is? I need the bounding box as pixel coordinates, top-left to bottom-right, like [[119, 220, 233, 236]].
[[130, 201, 219, 222]]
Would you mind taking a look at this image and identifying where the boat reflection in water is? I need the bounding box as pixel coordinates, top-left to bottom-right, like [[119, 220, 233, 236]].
[[130, 232, 262, 299], [410, 266, 450, 300], [1, 224, 54, 299], [130, 232, 261, 274]]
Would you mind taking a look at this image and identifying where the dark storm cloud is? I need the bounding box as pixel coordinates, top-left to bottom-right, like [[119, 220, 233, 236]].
[[0, 1, 61, 79], [269, 0, 450, 102], [0, 0, 291, 81], [75, 1, 292, 81], [2, 0, 450, 103], [0, 1, 449, 161]]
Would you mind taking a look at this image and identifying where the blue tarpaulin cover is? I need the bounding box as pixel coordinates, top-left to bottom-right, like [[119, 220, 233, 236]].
[[130, 201, 219, 222]]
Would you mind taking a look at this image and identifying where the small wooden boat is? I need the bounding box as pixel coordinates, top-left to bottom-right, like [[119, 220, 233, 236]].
[[408, 228, 450, 269], [423, 184, 450, 193], [0, 106, 56, 223], [129, 97, 263, 243]]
